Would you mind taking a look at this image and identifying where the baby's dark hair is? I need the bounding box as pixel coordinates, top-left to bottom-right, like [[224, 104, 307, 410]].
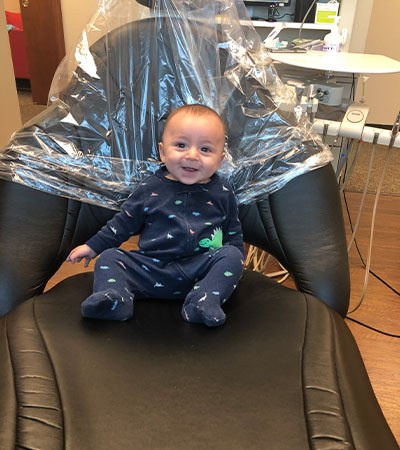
[[161, 104, 226, 140]]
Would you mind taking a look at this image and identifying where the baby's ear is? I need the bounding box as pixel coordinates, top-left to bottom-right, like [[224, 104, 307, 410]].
[[221, 143, 229, 161], [158, 142, 165, 162]]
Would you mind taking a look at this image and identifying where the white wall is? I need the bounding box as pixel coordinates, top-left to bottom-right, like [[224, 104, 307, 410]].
[[347, 0, 374, 53], [0, 0, 21, 146], [357, 0, 400, 124], [60, 0, 145, 54], [60, 0, 99, 53], [4, 0, 19, 12]]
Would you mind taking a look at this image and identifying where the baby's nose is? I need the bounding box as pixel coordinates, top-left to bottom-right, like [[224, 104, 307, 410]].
[[186, 147, 199, 159]]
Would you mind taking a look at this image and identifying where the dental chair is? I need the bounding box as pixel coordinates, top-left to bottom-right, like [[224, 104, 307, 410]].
[[0, 1, 397, 448]]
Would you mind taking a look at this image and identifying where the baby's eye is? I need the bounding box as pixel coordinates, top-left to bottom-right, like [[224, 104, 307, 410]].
[[201, 147, 212, 153], [176, 142, 186, 149]]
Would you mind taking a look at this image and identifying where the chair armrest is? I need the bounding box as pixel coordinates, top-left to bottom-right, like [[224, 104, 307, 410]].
[[240, 164, 350, 316], [0, 181, 70, 314]]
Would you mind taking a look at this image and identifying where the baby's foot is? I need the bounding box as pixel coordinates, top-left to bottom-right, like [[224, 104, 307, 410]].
[[182, 294, 226, 327], [81, 289, 134, 321]]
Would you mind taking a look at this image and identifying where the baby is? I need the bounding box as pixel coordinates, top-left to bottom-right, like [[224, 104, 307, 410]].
[[67, 104, 244, 327]]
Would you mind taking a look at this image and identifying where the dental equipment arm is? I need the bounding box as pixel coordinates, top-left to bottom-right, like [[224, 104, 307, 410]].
[[312, 118, 400, 148]]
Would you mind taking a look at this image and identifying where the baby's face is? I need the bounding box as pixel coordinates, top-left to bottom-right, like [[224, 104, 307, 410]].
[[158, 111, 225, 185]]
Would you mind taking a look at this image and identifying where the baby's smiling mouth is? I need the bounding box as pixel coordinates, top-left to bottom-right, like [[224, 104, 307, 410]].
[[182, 166, 198, 172]]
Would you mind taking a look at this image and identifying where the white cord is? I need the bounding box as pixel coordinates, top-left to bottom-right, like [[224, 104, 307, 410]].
[[345, 135, 378, 253], [348, 135, 392, 314], [298, 0, 318, 40], [245, 245, 289, 284]]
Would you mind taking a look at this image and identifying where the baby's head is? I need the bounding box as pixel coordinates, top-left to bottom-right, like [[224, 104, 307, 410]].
[[159, 104, 226, 185]]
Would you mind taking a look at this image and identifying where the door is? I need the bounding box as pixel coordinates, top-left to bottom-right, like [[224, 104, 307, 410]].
[[19, 0, 65, 105]]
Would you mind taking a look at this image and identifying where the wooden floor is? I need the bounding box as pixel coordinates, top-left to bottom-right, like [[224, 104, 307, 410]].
[[342, 191, 400, 443], [47, 191, 400, 444]]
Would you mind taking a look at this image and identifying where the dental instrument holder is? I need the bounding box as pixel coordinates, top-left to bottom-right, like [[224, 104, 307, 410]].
[[310, 87, 398, 148], [269, 51, 400, 149], [338, 102, 370, 141], [312, 116, 400, 149], [287, 82, 318, 120], [389, 111, 400, 149], [305, 84, 316, 122]]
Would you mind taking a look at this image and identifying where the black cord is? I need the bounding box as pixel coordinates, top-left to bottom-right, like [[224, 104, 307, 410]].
[[342, 191, 400, 337], [341, 74, 400, 299], [346, 317, 400, 338], [351, 73, 356, 98], [333, 65, 399, 337], [342, 172, 400, 297], [273, 11, 295, 20]]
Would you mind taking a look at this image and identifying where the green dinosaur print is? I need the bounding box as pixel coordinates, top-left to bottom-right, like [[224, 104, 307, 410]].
[[199, 227, 223, 250]]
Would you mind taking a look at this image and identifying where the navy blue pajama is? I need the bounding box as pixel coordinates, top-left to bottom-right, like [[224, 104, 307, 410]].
[[82, 167, 244, 326]]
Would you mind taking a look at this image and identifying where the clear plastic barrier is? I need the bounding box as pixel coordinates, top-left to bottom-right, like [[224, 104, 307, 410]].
[[0, 0, 332, 210]]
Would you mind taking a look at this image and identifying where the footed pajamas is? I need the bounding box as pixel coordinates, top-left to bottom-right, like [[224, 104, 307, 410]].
[[82, 167, 244, 326]]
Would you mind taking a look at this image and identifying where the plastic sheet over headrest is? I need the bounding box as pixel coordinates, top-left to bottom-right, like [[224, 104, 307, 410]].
[[0, 0, 332, 210]]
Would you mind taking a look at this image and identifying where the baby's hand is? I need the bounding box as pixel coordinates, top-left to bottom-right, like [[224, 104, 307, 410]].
[[66, 244, 97, 268]]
